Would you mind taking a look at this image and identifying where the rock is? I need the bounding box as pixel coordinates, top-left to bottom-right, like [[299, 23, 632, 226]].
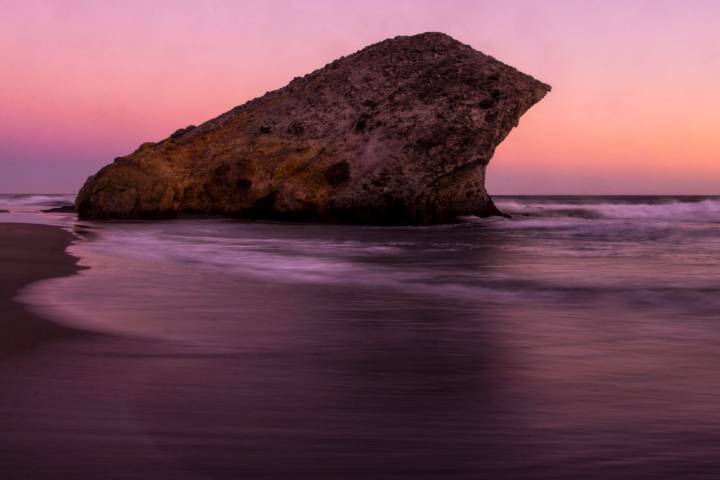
[[77, 32, 550, 224]]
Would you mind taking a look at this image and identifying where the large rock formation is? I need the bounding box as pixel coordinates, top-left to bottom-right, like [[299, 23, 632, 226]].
[[77, 32, 550, 224]]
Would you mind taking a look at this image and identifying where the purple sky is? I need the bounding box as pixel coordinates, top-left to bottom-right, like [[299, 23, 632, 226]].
[[1, 0, 719, 194]]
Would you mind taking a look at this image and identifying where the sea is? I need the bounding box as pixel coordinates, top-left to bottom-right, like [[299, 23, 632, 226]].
[[2, 193, 720, 479]]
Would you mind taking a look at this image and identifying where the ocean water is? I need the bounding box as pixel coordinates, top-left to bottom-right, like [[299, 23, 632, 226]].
[[4, 195, 720, 478], [0, 193, 76, 224]]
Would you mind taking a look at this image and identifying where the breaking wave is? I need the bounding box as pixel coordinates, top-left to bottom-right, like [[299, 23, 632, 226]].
[[494, 197, 720, 221], [0, 193, 75, 208]]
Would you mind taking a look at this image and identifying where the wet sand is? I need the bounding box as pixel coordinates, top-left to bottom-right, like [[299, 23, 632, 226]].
[[0, 221, 530, 479], [5, 215, 720, 479], [0, 222, 177, 479], [0, 223, 80, 357]]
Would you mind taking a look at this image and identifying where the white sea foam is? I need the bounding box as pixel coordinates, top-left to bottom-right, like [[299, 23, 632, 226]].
[[0, 193, 74, 207], [494, 197, 720, 221]]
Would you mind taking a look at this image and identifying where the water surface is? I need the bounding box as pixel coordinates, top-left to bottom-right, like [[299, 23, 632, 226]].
[[4, 195, 720, 478]]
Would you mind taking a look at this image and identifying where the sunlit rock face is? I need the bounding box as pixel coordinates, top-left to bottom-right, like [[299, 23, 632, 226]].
[[77, 32, 550, 224]]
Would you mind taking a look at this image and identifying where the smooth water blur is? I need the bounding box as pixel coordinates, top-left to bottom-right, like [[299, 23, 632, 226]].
[[6, 196, 720, 478], [0, 193, 75, 224]]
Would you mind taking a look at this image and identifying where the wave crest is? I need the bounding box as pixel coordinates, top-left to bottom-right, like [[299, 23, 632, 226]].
[[495, 197, 720, 221]]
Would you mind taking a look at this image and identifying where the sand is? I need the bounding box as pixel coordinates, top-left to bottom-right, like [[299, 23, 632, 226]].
[[0, 223, 80, 357], [3, 218, 720, 479]]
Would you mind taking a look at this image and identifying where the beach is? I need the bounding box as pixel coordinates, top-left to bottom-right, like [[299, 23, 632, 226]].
[[3, 2, 719, 477], [0, 223, 80, 357], [4, 196, 720, 478]]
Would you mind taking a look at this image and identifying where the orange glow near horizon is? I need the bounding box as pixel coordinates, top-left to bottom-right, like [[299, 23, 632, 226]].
[[1, 0, 719, 194]]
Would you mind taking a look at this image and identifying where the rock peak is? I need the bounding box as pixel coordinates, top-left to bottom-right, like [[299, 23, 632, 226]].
[[77, 33, 550, 224]]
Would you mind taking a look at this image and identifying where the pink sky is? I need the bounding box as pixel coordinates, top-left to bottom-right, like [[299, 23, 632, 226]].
[[1, 0, 719, 194]]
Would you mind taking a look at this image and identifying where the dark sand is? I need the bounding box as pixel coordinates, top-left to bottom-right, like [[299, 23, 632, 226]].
[[0, 223, 80, 357]]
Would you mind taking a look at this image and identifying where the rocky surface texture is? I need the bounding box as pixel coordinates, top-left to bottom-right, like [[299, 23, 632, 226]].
[[77, 32, 550, 224]]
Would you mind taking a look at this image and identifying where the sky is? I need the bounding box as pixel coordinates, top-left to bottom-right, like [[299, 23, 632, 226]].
[[1, 0, 719, 194]]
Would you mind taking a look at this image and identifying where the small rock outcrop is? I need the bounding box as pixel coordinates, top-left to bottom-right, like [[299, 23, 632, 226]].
[[77, 32, 550, 224]]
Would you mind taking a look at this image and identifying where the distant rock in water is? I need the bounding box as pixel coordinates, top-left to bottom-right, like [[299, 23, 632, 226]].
[[43, 205, 76, 214], [77, 32, 550, 224]]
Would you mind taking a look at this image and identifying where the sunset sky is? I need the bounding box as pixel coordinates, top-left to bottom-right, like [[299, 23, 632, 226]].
[[1, 0, 718, 194]]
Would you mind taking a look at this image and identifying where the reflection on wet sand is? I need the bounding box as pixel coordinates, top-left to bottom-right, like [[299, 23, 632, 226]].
[[4, 196, 720, 478]]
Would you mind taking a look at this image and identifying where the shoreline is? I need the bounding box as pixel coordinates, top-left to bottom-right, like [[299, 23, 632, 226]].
[[0, 223, 82, 359]]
